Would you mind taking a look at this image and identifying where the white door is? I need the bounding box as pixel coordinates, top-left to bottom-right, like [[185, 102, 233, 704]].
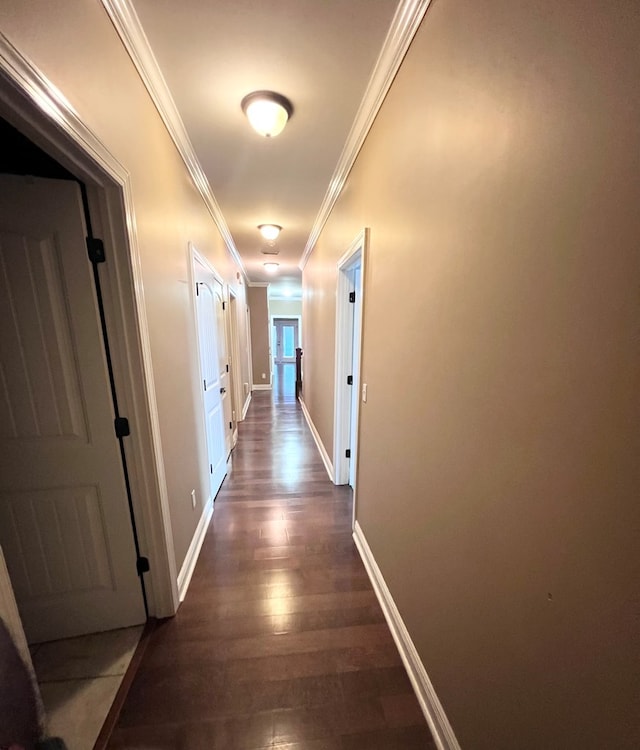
[[212, 279, 233, 457], [273, 318, 299, 363], [194, 263, 227, 499], [348, 267, 361, 488], [0, 175, 145, 643]]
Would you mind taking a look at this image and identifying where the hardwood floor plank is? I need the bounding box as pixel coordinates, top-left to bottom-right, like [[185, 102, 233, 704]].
[[105, 387, 432, 748]]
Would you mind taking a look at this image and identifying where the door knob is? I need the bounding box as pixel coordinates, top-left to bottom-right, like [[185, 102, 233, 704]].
[[220, 387, 226, 394]]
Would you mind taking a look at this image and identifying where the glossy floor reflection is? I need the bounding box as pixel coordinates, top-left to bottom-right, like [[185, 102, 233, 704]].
[[273, 362, 297, 404], [107, 391, 434, 749]]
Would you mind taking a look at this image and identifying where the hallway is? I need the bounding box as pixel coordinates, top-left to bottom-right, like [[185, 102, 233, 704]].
[[107, 389, 434, 749]]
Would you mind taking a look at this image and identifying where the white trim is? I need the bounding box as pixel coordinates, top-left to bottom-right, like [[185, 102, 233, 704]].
[[333, 229, 367, 521], [247, 281, 270, 287], [100, 0, 247, 281], [227, 288, 243, 435], [0, 32, 179, 617], [353, 522, 461, 750], [177, 495, 214, 602], [269, 314, 302, 365], [300, 0, 433, 269], [241, 392, 252, 420], [299, 398, 334, 483], [252, 384, 272, 391]]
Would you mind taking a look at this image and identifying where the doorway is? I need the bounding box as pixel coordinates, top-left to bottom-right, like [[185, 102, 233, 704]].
[[333, 230, 368, 520], [191, 249, 229, 499], [228, 290, 241, 447], [0, 173, 146, 642], [272, 317, 299, 363], [0, 34, 179, 750], [0, 43, 179, 623]]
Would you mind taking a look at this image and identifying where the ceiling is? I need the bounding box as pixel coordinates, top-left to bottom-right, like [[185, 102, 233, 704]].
[[123, 0, 401, 296]]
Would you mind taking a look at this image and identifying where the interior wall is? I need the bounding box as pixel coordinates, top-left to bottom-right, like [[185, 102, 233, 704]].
[[268, 298, 302, 317], [247, 285, 271, 386], [1, 1, 251, 576], [302, 1, 640, 748]]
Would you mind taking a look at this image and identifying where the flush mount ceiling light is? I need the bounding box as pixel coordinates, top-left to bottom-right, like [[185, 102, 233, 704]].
[[258, 224, 282, 241], [241, 91, 293, 137], [263, 262, 280, 273]]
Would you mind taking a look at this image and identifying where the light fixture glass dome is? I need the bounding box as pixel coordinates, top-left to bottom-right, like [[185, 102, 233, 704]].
[[241, 91, 293, 137], [263, 262, 280, 273], [258, 224, 282, 241]]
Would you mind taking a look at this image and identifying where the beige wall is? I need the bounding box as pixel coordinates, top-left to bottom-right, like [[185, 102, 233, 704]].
[[268, 298, 302, 318], [1, 1, 251, 575], [247, 285, 271, 386], [303, 2, 640, 748]]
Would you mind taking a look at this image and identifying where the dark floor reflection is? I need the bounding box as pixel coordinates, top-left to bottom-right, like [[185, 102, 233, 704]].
[[106, 390, 434, 749], [272, 362, 296, 404]]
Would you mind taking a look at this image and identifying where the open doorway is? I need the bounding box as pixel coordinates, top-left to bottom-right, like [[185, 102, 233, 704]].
[[0, 44, 178, 749], [270, 315, 301, 403], [272, 317, 300, 363], [333, 230, 368, 521]]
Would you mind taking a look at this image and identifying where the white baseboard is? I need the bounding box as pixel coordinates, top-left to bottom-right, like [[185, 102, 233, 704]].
[[252, 384, 272, 391], [177, 496, 214, 602], [353, 521, 461, 750], [299, 397, 334, 482], [241, 392, 251, 420]]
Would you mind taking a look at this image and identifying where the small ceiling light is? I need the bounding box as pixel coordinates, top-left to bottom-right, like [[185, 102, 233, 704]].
[[263, 262, 280, 273], [241, 91, 293, 137], [258, 224, 282, 241]]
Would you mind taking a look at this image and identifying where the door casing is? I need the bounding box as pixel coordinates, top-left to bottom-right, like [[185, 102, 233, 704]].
[[333, 229, 368, 528], [0, 37, 180, 617], [190, 247, 229, 502], [270, 315, 302, 365]]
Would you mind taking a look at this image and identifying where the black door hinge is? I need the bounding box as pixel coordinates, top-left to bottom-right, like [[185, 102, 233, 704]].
[[347, 375, 353, 385], [136, 556, 150, 575], [345, 449, 351, 458], [195, 283, 199, 296], [222, 301, 226, 310], [114, 416, 130, 438], [203, 379, 207, 391], [86, 237, 106, 264], [349, 291, 356, 303], [210, 463, 213, 474], [229, 421, 233, 430], [226, 363, 229, 372]]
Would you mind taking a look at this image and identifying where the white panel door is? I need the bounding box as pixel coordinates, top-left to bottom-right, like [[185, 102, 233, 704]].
[[212, 278, 233, 457], [0, 175, 145, 643], [195, 266, 227, 498]]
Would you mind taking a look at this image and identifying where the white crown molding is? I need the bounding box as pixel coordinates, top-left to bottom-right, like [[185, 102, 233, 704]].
[[100, 0, 248, 281], [353, 521, 461, 750], [299, 0, 433, 270], [247, 281, 270, 288]]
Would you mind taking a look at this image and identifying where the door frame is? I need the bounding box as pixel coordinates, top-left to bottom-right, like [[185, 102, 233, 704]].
[[228, 289, 242, 444], [333, 229, 368, 519], [0, 35, 179, 616], [188, 243, 229, 478], [270, 315, 302, 365]]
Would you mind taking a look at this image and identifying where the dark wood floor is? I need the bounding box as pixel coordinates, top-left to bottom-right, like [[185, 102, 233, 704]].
[[107, 367, 434, 749]]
